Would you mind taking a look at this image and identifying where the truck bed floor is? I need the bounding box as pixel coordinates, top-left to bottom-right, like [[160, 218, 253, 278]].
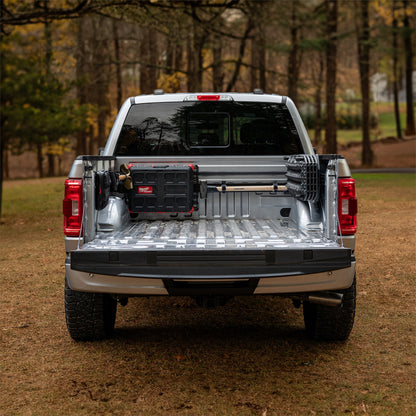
[[81, 219, 337, 251]]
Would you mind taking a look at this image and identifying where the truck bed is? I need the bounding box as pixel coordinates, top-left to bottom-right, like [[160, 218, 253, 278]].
[[81, 218, 336, 251], [70, 218, 351, 279]]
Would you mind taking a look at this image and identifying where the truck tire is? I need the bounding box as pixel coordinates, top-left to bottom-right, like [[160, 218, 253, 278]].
[[64, 277, 117, 341], [303, 276, 356, 341]]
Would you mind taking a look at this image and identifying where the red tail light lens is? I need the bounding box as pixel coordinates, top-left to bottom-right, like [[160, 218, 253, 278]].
[[197, 95, 220, 101], [338, 178, 357, 235], [63, 179, 83, 237]]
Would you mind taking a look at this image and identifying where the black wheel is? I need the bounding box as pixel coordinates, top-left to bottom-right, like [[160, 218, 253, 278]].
[[64, 277, 117, 341], [303, 276, 356, 341]]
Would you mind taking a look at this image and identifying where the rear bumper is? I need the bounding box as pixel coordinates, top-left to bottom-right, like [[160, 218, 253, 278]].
[[65, 249, 356, 296], [69, 247, 352, 277]]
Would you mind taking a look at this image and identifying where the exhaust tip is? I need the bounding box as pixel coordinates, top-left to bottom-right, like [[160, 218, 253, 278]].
[[306, 292, 343, 307]]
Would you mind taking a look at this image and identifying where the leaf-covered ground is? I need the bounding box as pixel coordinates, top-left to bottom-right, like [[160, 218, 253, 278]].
[[0, 174, 415, 416]]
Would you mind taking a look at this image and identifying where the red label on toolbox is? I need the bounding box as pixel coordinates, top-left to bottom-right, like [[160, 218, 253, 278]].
[[138, 186, 153, 194]]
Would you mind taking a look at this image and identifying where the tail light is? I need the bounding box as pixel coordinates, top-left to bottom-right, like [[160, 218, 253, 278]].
[[183, 94, 233, 102], [63, 179, 83, 237], [197, 95, 220, 101], [338, 178, 357, 235]]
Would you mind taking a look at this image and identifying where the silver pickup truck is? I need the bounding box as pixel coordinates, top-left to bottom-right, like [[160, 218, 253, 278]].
[[63, 92, 357, 342]]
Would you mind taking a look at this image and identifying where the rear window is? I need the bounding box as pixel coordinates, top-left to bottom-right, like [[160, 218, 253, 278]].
[[114, 101, 303, 156]]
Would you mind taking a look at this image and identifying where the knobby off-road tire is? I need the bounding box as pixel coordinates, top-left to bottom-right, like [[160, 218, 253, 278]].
[[65, 277, 117, 341], [303, 276, 356, 341]]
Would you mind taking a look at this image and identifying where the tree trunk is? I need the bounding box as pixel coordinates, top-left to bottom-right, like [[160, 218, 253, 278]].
[[248, 2, 267, 92], [250, 37, 258, 91], [97, 107, 108, 151], [37, 144, 44, 178], [325, 0, 338, 154], [174, 41, 183, 73], [113, 20, 122, 109], [139, 28, 150, 93], [212, 34, 223, 92], [165, 36, 174, 76], [258, 33, 266, 91], [0, 137, 3, 219], [87, 125, 94, 155], [314, 52, 325, 145], [192, 18, 204, 91], [149, 29, 158, 91], [91, 18, 111, 152], [392, 0, 402, 139], [402, 0, 416, 136], [76, 17, 87, 155], [357, 0, 373, 166], [47, 153, 55, 177], [140, 27, 158, 94], [186, 16, 204, 92], [250, 32, 267, 91], [0, 35, 4, 217], [226, 17, 253, 91], [2, 144, 9, 179], [44, 18, 56, 176], [288, 0, 300, 105], [186, 34, 194, 91]]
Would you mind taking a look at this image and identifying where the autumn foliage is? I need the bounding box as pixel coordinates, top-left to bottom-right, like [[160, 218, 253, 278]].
[[0, 0, 415, 178]]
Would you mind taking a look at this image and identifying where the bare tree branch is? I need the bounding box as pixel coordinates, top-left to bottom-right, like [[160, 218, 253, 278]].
[[1, 0, 90, 27], [0, 0, 241, 29]]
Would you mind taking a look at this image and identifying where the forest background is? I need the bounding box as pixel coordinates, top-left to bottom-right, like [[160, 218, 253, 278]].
[[0, 0, 415, 185], [1, 3, 415, 414]]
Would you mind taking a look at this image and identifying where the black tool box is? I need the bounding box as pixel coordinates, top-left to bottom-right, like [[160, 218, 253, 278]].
[[128, 165, 198, 213]]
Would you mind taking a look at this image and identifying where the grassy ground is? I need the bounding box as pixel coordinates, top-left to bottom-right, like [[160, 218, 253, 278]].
[[0, 175, 415, 416], [311, 102, 409, 144]]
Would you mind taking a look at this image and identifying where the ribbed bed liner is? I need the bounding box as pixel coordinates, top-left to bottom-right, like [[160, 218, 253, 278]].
[[82, 219, 337, 251]]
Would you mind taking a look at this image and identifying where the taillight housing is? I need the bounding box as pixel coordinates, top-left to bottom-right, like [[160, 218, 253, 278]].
[[63, 179, 83, 237], [338, 178, 357, 235], [197, 95, 220, 101], [183, 94, 233, 102]]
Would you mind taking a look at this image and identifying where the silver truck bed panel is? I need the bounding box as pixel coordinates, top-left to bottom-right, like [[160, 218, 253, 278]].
[[81, 219, 336, 251]]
